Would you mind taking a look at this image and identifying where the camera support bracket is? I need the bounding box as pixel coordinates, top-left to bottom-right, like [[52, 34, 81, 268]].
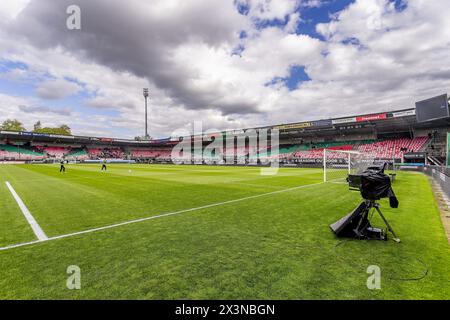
[[371, 201, 401, 243], [355, 200, 401, 243]]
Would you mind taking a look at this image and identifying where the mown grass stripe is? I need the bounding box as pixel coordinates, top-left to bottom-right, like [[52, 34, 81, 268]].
[[0, 181, 325, 252]]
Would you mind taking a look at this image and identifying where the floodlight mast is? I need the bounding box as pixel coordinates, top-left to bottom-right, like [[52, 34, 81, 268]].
[[143, 88, 149, 140]]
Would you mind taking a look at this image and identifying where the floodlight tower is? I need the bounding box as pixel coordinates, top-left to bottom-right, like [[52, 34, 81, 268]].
[[143, 88, 149, 139]]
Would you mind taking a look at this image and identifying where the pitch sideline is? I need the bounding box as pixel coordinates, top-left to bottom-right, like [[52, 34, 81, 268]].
[[5, 181, 48, 241]]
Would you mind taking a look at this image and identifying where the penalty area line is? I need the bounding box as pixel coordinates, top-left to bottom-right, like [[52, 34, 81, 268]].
[[0, 180, 326, 252], [5, 181, 48, 241]]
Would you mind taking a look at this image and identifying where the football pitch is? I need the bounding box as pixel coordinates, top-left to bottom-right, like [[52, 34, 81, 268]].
[[0, 164, 449, 299]]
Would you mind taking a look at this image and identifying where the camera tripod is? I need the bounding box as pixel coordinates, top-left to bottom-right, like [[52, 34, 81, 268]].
[[354, 200, 401, 243]]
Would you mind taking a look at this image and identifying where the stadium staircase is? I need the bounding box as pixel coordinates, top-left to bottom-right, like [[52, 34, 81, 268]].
[[424, 131, 447, 164], [427, 155, 443, 166]]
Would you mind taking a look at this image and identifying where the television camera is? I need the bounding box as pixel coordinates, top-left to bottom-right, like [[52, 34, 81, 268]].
[[330, 163, 401, 242]]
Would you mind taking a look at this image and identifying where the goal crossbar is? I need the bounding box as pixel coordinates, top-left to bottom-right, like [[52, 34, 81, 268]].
[[323, 149, 375, 183]]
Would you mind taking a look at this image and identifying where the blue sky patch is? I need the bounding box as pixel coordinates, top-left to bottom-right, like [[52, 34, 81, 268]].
[[391, 0, 408, 12], [295, 0, 355, 40], [253, 16, 289, 30], [0, 60, 28, 72], [266, 65, 311, 91], [231, 44, 245, 57], [235, 0, 250, 15]]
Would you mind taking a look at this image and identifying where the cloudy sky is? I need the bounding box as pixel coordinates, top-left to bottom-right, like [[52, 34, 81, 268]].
[[0, 0, 449, 138]]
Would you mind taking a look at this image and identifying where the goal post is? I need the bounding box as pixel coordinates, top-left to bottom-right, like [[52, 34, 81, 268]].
[[323, 149, 376, 183]]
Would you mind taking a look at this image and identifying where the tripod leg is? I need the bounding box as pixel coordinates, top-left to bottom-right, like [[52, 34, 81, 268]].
[[375, 207, 400, 243], [353, 203, 370, 238]]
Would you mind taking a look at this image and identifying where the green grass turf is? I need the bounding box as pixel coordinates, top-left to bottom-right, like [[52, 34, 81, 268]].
[[0, 164, 449, 299], [0, 177, 36, 247]]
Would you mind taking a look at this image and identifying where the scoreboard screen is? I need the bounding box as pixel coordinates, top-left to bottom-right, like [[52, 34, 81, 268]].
[[415, 94, 449, 122]]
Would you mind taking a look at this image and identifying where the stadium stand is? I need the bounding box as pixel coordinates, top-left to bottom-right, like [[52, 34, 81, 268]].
[[41, 146, 70, 158], [0, 144, 44, 160], [291, 137, 428, 160], [87, 147, 125, 159], [66, 148, 89, 160], [87, 148, 102, 158], [356, 137, 428, 159], [131, 149, 172, 159], [0, 105, 446, 165], [0, 137, 431, 162]]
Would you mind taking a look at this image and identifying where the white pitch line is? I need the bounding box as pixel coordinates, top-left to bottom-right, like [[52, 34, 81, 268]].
[[0, 180, 327, 252], [5, 181, 48, 241]]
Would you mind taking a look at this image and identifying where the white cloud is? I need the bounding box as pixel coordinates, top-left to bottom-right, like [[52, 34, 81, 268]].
[[302, 0, 324, 8], [0, 0, 30, 20], [285, 12, 301, 33], [247, 0, 300, 21], [36, 78, 81, 100], [18, 105, 72, 116], [0, 93, 73, 130]]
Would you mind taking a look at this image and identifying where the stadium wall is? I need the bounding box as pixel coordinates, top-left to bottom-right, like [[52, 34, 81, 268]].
[[423, 165, 450, 199]]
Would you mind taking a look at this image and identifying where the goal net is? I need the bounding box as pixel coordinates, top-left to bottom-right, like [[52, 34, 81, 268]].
[[323, 149, 376, 183]]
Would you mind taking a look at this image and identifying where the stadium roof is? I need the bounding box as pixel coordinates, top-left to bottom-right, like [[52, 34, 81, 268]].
[[1, 107, 450, 146]]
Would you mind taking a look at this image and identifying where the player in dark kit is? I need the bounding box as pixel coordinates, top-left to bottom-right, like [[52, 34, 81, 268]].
[[60, 160, 66, 173], [101, 159, 107, 171]]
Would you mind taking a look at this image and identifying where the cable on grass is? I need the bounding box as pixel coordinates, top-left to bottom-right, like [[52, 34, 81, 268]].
[[333, 239, 430, 282], [386, 258, 429, 282]]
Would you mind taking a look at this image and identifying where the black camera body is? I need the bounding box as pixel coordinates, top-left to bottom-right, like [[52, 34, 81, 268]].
[[347, 163, 398, 208]]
